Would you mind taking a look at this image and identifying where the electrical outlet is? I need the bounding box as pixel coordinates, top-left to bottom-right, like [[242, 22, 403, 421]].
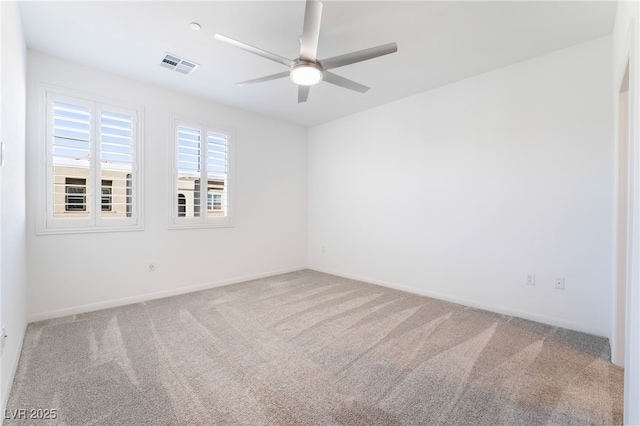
[[148, 262, 156, 272], [554, 276, 565, 290], [526, 273, 535, 286]]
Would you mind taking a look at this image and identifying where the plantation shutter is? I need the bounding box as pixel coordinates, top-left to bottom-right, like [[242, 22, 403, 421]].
[[176, 125, 202, 218], [173, 120, 232, 227], [99, 108, 136, 221], [50, 99, 93, 222], [206, 131, 228, 217], [45, 91, 140, 232]]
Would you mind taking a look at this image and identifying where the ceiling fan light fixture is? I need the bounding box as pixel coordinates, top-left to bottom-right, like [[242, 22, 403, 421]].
[[290, 63, 323, 86]]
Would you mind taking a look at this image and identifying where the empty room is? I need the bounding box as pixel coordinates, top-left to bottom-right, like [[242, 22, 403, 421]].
[[1, 0, 639, 424]]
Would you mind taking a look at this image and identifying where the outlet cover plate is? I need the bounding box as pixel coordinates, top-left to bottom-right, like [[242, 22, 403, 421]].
[[526, 273, 535, 286]]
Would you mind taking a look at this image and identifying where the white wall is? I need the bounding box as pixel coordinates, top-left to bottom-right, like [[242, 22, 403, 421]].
[[26, 51, 308, 320], [308, 37, 613, 337], [1, 0, 27, 414], [612, 1, 640, 423]]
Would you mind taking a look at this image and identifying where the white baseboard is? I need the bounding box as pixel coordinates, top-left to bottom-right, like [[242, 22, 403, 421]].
[[27, 266, 306, 323], [1, 322, 27, 426], [28, 264, 609, 338], [309, 266, 609, 338]]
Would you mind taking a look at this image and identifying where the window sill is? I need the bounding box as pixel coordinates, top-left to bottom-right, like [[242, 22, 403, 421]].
[[36, 224, 144, 236], [168, 221, 235, 230]]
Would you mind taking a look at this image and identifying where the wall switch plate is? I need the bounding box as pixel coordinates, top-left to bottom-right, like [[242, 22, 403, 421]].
[[526, 273, 535, 286], [554, 276, 565, 290], [1, 325, 7, 355]]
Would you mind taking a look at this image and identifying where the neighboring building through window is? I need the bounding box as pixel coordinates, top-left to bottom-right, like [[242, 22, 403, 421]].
[[171, 119, 234, 228], [40, 89, 143, 233]]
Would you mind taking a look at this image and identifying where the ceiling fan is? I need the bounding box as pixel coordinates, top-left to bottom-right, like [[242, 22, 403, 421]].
[[214, 0, 398, 103]]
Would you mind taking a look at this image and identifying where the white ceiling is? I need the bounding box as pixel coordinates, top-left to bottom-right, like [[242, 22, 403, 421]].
[[19, 1, 617, 128]]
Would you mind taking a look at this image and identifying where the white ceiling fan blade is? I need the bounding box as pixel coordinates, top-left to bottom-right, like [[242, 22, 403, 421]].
[[214, 34, 293, 67], [298, 85, 311, 103], [319, 42, 397, 71], [323, 72, 370, 93], [237, 72, 290, 86], [299, 0, 323, 62]]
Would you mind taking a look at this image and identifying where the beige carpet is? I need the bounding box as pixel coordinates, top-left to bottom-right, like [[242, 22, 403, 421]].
[[6, 270, 623, 425]]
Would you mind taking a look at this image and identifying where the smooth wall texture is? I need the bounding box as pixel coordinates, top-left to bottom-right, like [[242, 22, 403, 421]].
[[308, 37, 613, 337], [26, 51, 307, 320], [612, 1, 640, 422], [1, 0, 28, 413]]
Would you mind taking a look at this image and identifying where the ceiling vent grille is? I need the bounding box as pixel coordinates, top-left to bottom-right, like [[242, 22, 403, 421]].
[[160, 53, 199, 75]]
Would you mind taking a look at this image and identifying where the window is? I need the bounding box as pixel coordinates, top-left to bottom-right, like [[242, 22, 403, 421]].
[[178, 194, 186, 217], [40, 89, 143, 233], [208, 193, 222, 211], [65, 178, 86, 212], [207, 180, 224, 212], [171, 118, 234, 228], [101, 180, 112, 212]]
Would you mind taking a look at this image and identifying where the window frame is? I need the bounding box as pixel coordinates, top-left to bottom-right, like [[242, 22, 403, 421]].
[[169, 116, 235, 229], [36, 85, 144, 235]]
